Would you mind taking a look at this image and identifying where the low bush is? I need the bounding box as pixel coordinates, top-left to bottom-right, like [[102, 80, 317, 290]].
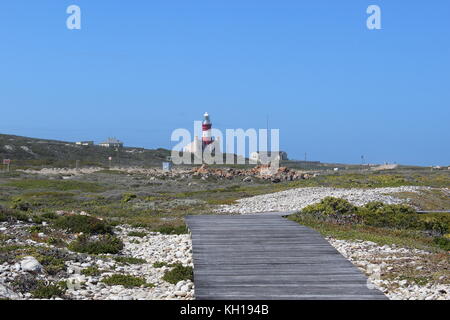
[[153, 261, 176, 268], [68, 235, 123, 254], [121, 193, 137, 203], [81, 266, 102, 276], [102, 274, 151, 288], [10, 197, 32, 211], [114, 256, 146, 265], [433, 237, 450, 251], [162, 264, 193, 284], [422, 216, 450, 236], [54, 215, 112, 235], [37, 255, 66, 275], [302, 197, 358, 216], [358, 202, 416, 216], [31, 281, 65, 299], [11, 273, 39, 293], [155, 225, 188, 235], [299, 198, 449, 239], [0, 206, 30, 222]]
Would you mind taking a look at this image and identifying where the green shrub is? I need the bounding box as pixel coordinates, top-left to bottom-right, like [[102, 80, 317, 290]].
[[10, 197, 32, 211], [162, 264, 193, 284], [0, 206, 30, 222], [433, 237, 450, 251], [361, 212, 421, 230], [37, 255, 66, 275], [302, 197, 357, 216], [421, 216, 450, 236], [41, 212, 58, 220], [122, 193, 137, 203], [68, 235, 123, 254], [153, 261, 176, 268], [127, 231, 147, 238], [31, 282, 65, 299], [81, 266, 102, 276], [114, 256, 146, 265], [358, 202, 416, 216], [357, 202, 421, 230], [101, 274, 149, 288], [155, 225, 188, 235], [28, 225, 45, 234], [54, 215, 112, 235]]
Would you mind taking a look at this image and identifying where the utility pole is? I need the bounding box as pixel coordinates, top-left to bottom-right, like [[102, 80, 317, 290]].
[[304, 152, 307, 162]]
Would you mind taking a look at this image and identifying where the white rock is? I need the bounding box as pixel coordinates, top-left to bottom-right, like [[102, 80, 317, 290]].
[[175, 291, 187, 297], [180, 285, 189, 292], [20, 256, 43, 273], [0, 283, 20, 299]]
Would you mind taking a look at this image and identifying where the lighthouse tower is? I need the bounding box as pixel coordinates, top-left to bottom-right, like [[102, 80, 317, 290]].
[[202, 112, 213, 149]]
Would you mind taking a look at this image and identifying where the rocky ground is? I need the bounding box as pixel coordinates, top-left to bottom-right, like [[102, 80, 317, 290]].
[[1, 173, 448, 300], [328, 238, 449, 300], [216, 186, 428, 214], [0, 222, 194, 300]]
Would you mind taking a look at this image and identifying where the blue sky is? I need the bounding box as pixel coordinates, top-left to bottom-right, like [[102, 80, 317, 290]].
[[0, 1, 449, 165]]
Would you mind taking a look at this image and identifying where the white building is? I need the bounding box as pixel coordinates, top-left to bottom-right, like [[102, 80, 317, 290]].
[[99, 137, 123, 148], [75, 141, 94, 146]]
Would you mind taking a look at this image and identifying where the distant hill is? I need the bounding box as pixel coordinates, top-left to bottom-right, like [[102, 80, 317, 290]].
[[0, 134, 170, 167]]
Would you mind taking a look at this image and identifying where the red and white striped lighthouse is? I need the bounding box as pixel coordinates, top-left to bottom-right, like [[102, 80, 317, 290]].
[[202, 112, 213, 148]]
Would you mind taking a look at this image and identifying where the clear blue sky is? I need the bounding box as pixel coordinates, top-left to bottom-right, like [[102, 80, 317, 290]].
[[1, 1, 449, 165]]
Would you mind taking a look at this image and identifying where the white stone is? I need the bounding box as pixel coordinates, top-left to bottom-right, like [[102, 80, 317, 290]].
[[20, 256, 43, 273]]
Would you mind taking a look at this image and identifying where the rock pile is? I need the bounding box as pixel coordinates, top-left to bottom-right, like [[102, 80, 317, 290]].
[[191, 164, 311, 181]]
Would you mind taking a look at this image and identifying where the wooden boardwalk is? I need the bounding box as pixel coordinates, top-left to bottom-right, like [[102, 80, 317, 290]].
[[185, 214, 387, 300]]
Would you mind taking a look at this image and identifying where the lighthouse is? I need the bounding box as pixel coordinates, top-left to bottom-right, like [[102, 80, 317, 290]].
[[182, 112, 219, 155], [202, 112, 213, 148]]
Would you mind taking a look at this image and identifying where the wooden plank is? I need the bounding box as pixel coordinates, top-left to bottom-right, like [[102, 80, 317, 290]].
[[185, 214, 387, 300]]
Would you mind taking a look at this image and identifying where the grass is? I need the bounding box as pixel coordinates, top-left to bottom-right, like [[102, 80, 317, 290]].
[[4, 179, 106, 192], [162, 264, 194, 284], [392, 189, 450, 211], [101, 274, 153, 288]]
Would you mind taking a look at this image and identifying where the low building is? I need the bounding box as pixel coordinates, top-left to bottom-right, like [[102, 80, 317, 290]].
[[75, 141, 94, 146], [250, 151, 288, 164], [99, 137, 123, 148]]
